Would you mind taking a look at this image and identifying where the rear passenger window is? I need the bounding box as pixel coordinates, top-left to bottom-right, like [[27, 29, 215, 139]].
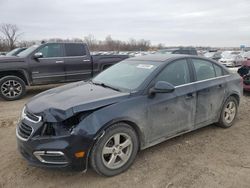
[[214, 64, 223, 77], [192, 59, 216, 81], [155, 59, 190, 86], [65, 44, 86, 57]]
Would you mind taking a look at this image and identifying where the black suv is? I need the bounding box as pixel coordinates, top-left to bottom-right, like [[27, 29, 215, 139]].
[[0, 42, 128, 100]]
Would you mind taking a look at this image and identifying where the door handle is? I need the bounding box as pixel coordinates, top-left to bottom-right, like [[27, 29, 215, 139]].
[[185, 93, 194, 100], [83, 59, 90, 62], [55, 61, 64, 64], [217, 84, 223, 88]]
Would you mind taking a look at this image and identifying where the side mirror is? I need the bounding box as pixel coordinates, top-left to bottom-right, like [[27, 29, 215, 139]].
[[149, 81, 175, 96], [33, 52, 43, 59]]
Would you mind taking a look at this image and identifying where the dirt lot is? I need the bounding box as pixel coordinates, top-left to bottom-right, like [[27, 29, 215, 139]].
[[0, 85, 250, 188]]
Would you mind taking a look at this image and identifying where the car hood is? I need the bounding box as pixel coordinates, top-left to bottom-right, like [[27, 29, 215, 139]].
[[26, 82, 130, 122], [0, 56, 25, 62]]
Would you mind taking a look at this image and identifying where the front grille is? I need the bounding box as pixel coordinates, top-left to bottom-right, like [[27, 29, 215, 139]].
[[25, 110, 41, 122], [18, 122, 33, 140]]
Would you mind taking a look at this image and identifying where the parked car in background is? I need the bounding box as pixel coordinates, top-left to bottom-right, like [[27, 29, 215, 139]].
[[242, 51, 250, 60], [0, 42, 128, 100], [219, 51, 245, 67], [204, 51, 222, 61], [0, 52, 7, 56], [16, 54, 242, 176], [156, 47, 198, 55], [4, 47, 27, 57], [237, 57, 250, 91]]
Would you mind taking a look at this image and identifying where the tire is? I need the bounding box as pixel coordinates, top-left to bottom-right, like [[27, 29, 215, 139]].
[[0, 76, 26, 101], [217, 96, 238, 128], [90, 123, 139, 176]]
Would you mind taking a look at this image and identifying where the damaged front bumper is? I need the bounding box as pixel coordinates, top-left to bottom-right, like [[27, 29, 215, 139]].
[[16, 119, 94, 171]]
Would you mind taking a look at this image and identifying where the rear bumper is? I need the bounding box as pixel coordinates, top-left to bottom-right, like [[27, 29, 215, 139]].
[[16, 125, 93, 171]]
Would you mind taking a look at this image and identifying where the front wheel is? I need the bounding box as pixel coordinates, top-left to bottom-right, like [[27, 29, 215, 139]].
[[90, 123, 139, 176], [0, 76, 26, 101], [217, 97, 238, 128]]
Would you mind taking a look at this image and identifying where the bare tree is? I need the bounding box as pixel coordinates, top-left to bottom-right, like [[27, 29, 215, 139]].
[[0, 23, 22, 50], [84, 34, 97, 51]]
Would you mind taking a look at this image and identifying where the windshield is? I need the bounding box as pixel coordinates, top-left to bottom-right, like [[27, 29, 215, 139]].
[[6, 48, 20, 56], [204, 52, 215, 58], [221, 51, 236, 59], [17, 45, 39, 57], [92, 61, 161, 91]]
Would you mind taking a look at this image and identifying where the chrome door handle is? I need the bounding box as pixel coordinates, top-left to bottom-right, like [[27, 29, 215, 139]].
[[55, 61, 64, 64], [83, 59, 90, 62]]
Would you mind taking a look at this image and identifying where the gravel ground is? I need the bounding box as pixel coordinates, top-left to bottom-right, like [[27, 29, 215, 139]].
[[0, 85, 250, 188]]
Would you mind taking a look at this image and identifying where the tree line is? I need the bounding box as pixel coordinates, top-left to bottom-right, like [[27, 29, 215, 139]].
[[0, 23, 164, 52]]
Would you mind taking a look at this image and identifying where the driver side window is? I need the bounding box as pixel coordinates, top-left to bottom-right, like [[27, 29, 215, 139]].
[[37, 44, 63, 58], [155, 59, 191, 86]]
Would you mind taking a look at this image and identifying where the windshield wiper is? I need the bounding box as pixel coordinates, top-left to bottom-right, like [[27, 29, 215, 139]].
[[91, 81, 121, 92]]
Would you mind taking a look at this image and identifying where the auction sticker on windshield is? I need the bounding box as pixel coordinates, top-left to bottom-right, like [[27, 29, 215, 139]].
[[137, 64, 154, 69]]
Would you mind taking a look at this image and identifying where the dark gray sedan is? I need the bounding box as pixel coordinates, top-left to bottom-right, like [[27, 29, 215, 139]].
[[16, 54, 242, 176]]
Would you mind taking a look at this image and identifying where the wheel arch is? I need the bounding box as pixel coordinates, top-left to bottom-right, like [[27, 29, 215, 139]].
[[229, 93, 240, 105], [94, 118, 145, 151], [0, 70, 30, 85], [85, 118, 144, 172]]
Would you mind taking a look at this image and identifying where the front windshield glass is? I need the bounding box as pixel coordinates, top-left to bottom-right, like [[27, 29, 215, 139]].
[[204, 52, 215, 58], [17, 45, 39, 57], [92, 61, 161, 91], [6, 48, 20, 56]]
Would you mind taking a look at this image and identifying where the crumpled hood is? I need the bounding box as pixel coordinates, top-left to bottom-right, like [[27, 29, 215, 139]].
[[0, 56, 25, 63], [26, 82, 130, 122]]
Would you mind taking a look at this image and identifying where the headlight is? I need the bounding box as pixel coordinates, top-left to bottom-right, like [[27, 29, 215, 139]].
[[20, 106, 26, 121]]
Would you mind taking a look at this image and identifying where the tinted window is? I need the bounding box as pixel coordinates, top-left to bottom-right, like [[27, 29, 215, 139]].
[[214, 64, 223, 77], [155, 59, 190, 86], [65, 44, 86, 56], [37, 44, 63, 58], [192, 59, 216, 81]]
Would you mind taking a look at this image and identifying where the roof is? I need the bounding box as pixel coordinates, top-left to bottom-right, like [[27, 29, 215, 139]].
[[126, 54, 189, 62]]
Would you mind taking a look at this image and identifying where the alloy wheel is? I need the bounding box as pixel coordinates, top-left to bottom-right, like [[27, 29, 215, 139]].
[[224, 101, 236, 124], [102, 133, 133, 170], [1, 80, 22, 99]]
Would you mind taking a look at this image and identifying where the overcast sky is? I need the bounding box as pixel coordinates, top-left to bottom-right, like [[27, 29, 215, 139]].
[[0, 0, 249, 47]]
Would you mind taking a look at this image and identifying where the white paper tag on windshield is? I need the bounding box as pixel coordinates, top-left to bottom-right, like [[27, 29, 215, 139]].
[[137, 64, 154, 69]]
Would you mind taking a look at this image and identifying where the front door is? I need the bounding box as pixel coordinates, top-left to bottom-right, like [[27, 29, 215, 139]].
[[147, 59, 196, 142], [30, 43, 65, 84]]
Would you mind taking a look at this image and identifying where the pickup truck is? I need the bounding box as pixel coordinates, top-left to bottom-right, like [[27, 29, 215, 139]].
[[0, 42, 129, 100]]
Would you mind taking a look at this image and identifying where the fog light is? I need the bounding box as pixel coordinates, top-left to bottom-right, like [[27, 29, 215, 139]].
[[75, 151, 85, 158]]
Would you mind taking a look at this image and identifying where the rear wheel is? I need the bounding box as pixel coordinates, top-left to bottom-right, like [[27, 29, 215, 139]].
[[90, 123, 139, 176], [0, 76, 26, 101], [217, 97, 238, 128]]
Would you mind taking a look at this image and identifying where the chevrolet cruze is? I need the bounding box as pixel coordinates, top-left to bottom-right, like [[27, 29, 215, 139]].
[[16, 55, 242, 176]]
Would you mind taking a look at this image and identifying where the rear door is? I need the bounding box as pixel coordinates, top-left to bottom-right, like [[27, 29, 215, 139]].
[[30, 43, 65, 84], [189, 58, 227, 127], [63, 43, 92, 81]]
